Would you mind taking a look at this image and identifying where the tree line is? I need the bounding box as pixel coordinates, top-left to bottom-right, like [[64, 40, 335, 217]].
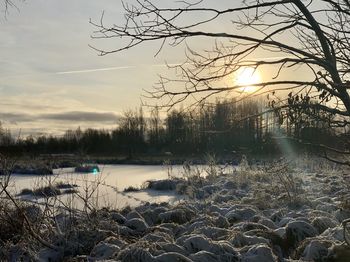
[[0, 98, 345, 157]]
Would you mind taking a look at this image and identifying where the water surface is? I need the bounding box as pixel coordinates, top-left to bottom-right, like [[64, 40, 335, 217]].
[[10, 165, 185, 209]]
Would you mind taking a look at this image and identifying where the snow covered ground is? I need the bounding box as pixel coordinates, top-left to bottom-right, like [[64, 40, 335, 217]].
[[2, 157, 350, 261]]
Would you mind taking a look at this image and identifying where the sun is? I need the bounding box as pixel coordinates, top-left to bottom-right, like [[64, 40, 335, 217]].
[[235, 67, 262, 93]]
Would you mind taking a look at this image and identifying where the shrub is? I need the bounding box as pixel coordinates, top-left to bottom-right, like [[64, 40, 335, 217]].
[[63, 188, 79, 194], [204, 153, 220, 180], [123, 186, 140, 192], [19, 188, 34, 195], [144, 179, 179, 191], [163, 159, 173, 179], [0, 201, 26, 243], [56, 182, 78, 189], [264, 158, 305, 206], [33, 186, 61, 197]]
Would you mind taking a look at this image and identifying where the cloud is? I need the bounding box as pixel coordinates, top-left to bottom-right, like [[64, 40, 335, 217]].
[[41, 111, 121, 122], [0, 111, 121, 124], [0, 101, 64, 111], [0, 112, 33, 123]]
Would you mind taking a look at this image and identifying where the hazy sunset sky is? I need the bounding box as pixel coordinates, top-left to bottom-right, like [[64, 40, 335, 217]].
[[1, 0, 188, 135], [1, 0, 318, 136]]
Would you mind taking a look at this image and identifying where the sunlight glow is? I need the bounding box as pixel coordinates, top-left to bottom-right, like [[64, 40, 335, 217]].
[[235, 67, 262, 93]]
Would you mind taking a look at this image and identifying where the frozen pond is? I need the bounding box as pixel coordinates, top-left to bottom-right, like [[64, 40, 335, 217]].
[[8, 165, 186, 209]]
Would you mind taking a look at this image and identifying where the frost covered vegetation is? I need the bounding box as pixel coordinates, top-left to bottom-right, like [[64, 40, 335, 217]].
[[18, 182, 78, 198], [0, 156, 349, 261]]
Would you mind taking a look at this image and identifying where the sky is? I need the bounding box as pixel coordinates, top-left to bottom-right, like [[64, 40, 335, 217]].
[[1, 0, 190, 136], [0, 0, 321, 136]]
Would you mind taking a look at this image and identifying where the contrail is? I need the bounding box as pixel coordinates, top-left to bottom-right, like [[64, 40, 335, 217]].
[[55, 66, 135, 75], [55, 63, 185, 75], [1, 64, 171, 80], [2, 57, 298, 80]]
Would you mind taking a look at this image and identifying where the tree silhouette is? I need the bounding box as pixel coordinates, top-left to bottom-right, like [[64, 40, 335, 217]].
[[1, 0, 21, 14], [91, 0, 350, 162]]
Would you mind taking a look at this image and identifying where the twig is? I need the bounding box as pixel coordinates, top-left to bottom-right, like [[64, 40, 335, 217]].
[[343, 218, 350, 246]]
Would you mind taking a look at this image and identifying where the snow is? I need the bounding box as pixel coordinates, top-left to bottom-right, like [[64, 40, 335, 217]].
[[2, 157, 350, 261]]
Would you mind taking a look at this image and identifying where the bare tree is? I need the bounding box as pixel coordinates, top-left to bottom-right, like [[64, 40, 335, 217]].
[[91, 1, 350, 242], [91, 1, 348, 107], [91, 0, 350, 156], [1, 0, 21, 15]]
